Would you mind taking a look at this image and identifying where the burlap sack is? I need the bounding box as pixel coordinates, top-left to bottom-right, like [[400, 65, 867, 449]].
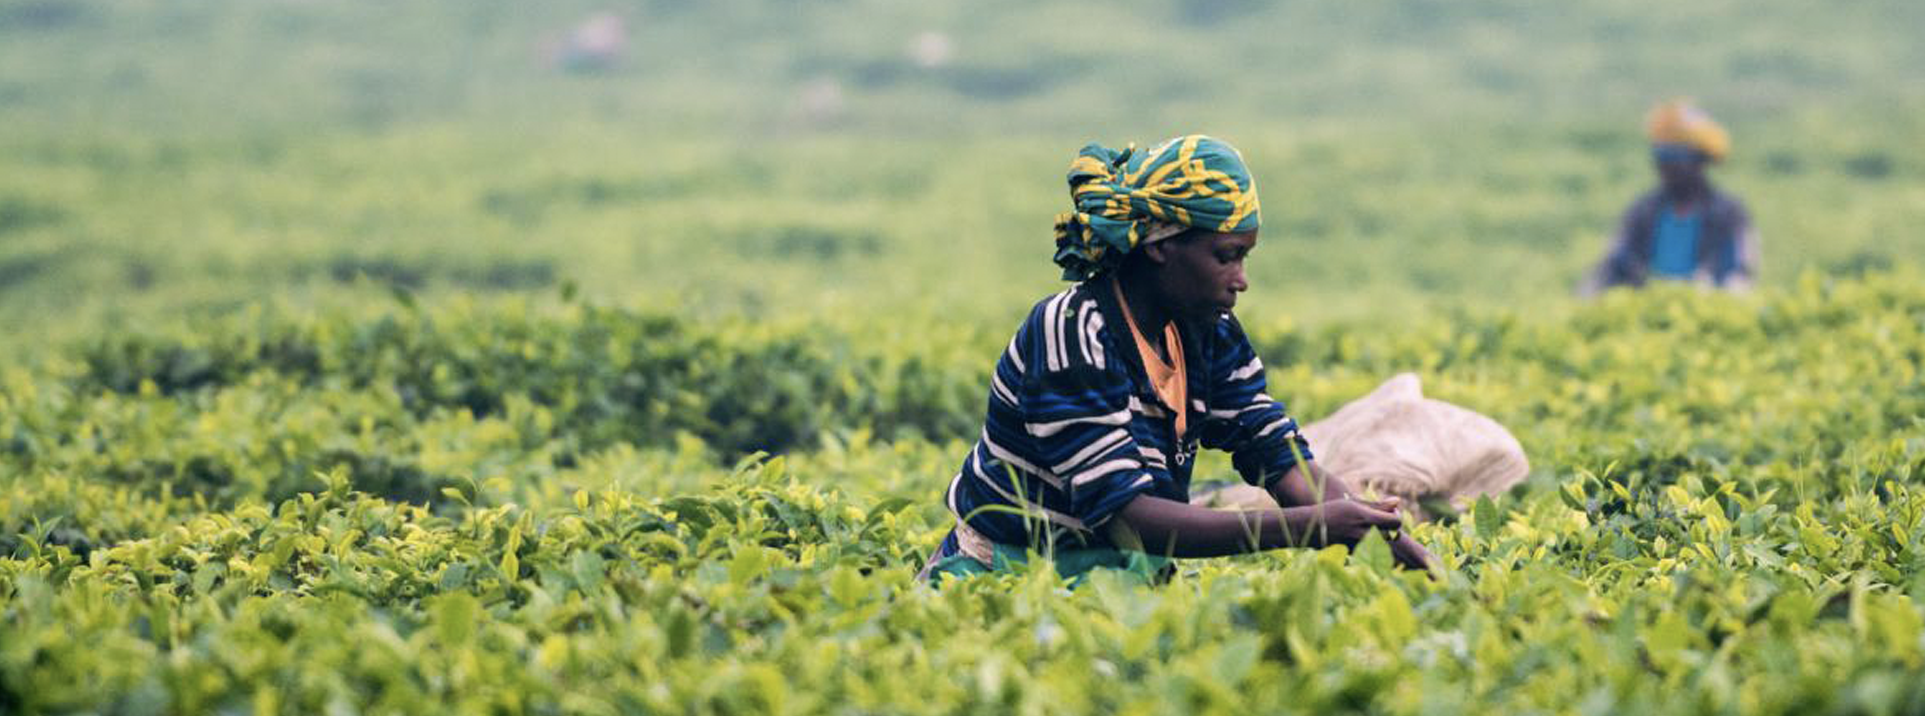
[[1200, 373, 1528, 520]]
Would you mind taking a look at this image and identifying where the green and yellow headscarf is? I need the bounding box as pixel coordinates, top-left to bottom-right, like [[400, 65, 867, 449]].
[[1051, 135, 1262, 281]]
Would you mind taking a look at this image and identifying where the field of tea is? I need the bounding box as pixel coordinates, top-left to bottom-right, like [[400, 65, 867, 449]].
[[4, 0, 1924, 713]]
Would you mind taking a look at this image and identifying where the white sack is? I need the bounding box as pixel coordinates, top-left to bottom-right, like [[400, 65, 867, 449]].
[[1200, 373, 1528, 520]]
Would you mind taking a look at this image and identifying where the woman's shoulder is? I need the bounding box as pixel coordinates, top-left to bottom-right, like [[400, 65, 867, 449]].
[[1011, 282, 1122, 377], [1018, 283, 1094, 322], [1621, 189, 1665, 222], [1200, 310, 1256, 347], [1707, 186, 1752, 223]]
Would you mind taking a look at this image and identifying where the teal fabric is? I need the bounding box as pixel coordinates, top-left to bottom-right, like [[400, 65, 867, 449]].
[[925, 541, 1173, 588], [1650, 207, 1702, 278]]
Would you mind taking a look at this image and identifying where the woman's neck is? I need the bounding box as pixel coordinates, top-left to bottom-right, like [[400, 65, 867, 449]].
[[1662, 181, 1710, 208], [1111, 273, 1174, 354]]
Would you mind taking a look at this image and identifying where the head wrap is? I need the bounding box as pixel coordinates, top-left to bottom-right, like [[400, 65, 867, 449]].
[[1051, 135, 1261, 281], [1645, 99, 1730, 162]]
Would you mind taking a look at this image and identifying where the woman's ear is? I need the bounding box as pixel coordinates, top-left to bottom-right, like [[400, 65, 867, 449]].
[[1141, 240, 1172, 265]]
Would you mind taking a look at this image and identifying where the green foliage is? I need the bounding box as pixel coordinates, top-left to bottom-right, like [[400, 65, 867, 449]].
[[6, 276, 1925, 714], [52, 301, 984, 480]]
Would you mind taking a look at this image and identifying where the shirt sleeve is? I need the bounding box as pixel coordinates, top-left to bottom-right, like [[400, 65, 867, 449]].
[[1018, 293, 1162, 529], [1724, 203, 1760, 287], [1585, 202, 1646, 295], [1196, 315, 1313, 489]]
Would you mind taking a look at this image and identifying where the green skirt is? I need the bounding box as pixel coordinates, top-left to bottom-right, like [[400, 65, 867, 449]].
[[921, 527, 1173, 587]]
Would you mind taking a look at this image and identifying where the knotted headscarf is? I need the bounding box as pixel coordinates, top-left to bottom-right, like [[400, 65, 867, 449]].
[[1646, 99, 1730, 162], [1051, 135, 1261, 281]]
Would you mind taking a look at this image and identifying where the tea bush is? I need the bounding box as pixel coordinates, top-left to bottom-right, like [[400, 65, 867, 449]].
[[5, 275, 1924, 714]]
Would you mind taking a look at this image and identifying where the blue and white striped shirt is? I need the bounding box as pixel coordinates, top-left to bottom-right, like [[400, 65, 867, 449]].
[[942, 279, 1313, 551]]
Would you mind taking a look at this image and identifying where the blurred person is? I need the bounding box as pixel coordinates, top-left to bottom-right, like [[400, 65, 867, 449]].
[[548, 12, 627, 73], [1581, 100, 1759, 294], [907, 30, 954, 69], [919, 135, 1435, 586], [791, 77, 847, 127]]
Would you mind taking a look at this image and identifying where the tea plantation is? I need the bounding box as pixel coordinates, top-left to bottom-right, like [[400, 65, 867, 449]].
[[5, 276, 1925, 714], [4, 0, 1925, 713]]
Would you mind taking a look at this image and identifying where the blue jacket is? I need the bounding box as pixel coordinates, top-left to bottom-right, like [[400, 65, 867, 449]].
[[1586, 187, 1759, 292]]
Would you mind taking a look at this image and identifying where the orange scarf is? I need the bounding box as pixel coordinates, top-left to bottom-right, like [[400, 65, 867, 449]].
[[1110, 280, 1187, 438]]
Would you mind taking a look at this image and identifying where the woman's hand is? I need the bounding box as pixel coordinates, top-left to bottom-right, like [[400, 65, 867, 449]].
[[1318, 496, 1437, 573], [1356, 494, 1405, 515], [1358, 497, 1438, 572], [1388, 531, 1436, 572], [1306, 499, 1405, 547], [1112, 494, 1438, 568]]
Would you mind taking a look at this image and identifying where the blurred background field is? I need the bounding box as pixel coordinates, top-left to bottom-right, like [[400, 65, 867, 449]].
[[2, 0, 1923, 348]]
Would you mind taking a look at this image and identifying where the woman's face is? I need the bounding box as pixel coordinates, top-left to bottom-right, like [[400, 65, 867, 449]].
[[1148, 230, 1257, 322], [1653, 143, 1709, 195]]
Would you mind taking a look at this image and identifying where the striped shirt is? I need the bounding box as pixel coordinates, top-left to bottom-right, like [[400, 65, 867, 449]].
[[942, 279, 1313, 552]]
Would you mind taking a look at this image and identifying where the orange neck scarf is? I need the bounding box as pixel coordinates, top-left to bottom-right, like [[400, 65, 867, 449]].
[[1111, 280, 1188, 438]]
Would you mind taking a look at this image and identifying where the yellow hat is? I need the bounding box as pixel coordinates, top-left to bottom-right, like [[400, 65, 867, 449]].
[[1645, 99, 1730, 162]]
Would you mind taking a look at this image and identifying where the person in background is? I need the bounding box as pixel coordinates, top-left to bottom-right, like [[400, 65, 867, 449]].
[[548, 12, 627, 73], [1581, 100, 1759, 294], [920, 135, 1433, 586]]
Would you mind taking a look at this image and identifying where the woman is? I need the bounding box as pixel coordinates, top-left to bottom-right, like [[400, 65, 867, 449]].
[[1582, 99, 1759, 294], [923, 135, 1435, 585]]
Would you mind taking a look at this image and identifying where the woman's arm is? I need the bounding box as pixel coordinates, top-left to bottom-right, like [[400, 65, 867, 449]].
[[1263, 461, 1437, 571], [1579, 201, 1649, 296], [1266, 460, 1358, 507], [1723, 207, 1760, 291], [1185, 317, 1435, 569], [1113, 493, 1404, 559]]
